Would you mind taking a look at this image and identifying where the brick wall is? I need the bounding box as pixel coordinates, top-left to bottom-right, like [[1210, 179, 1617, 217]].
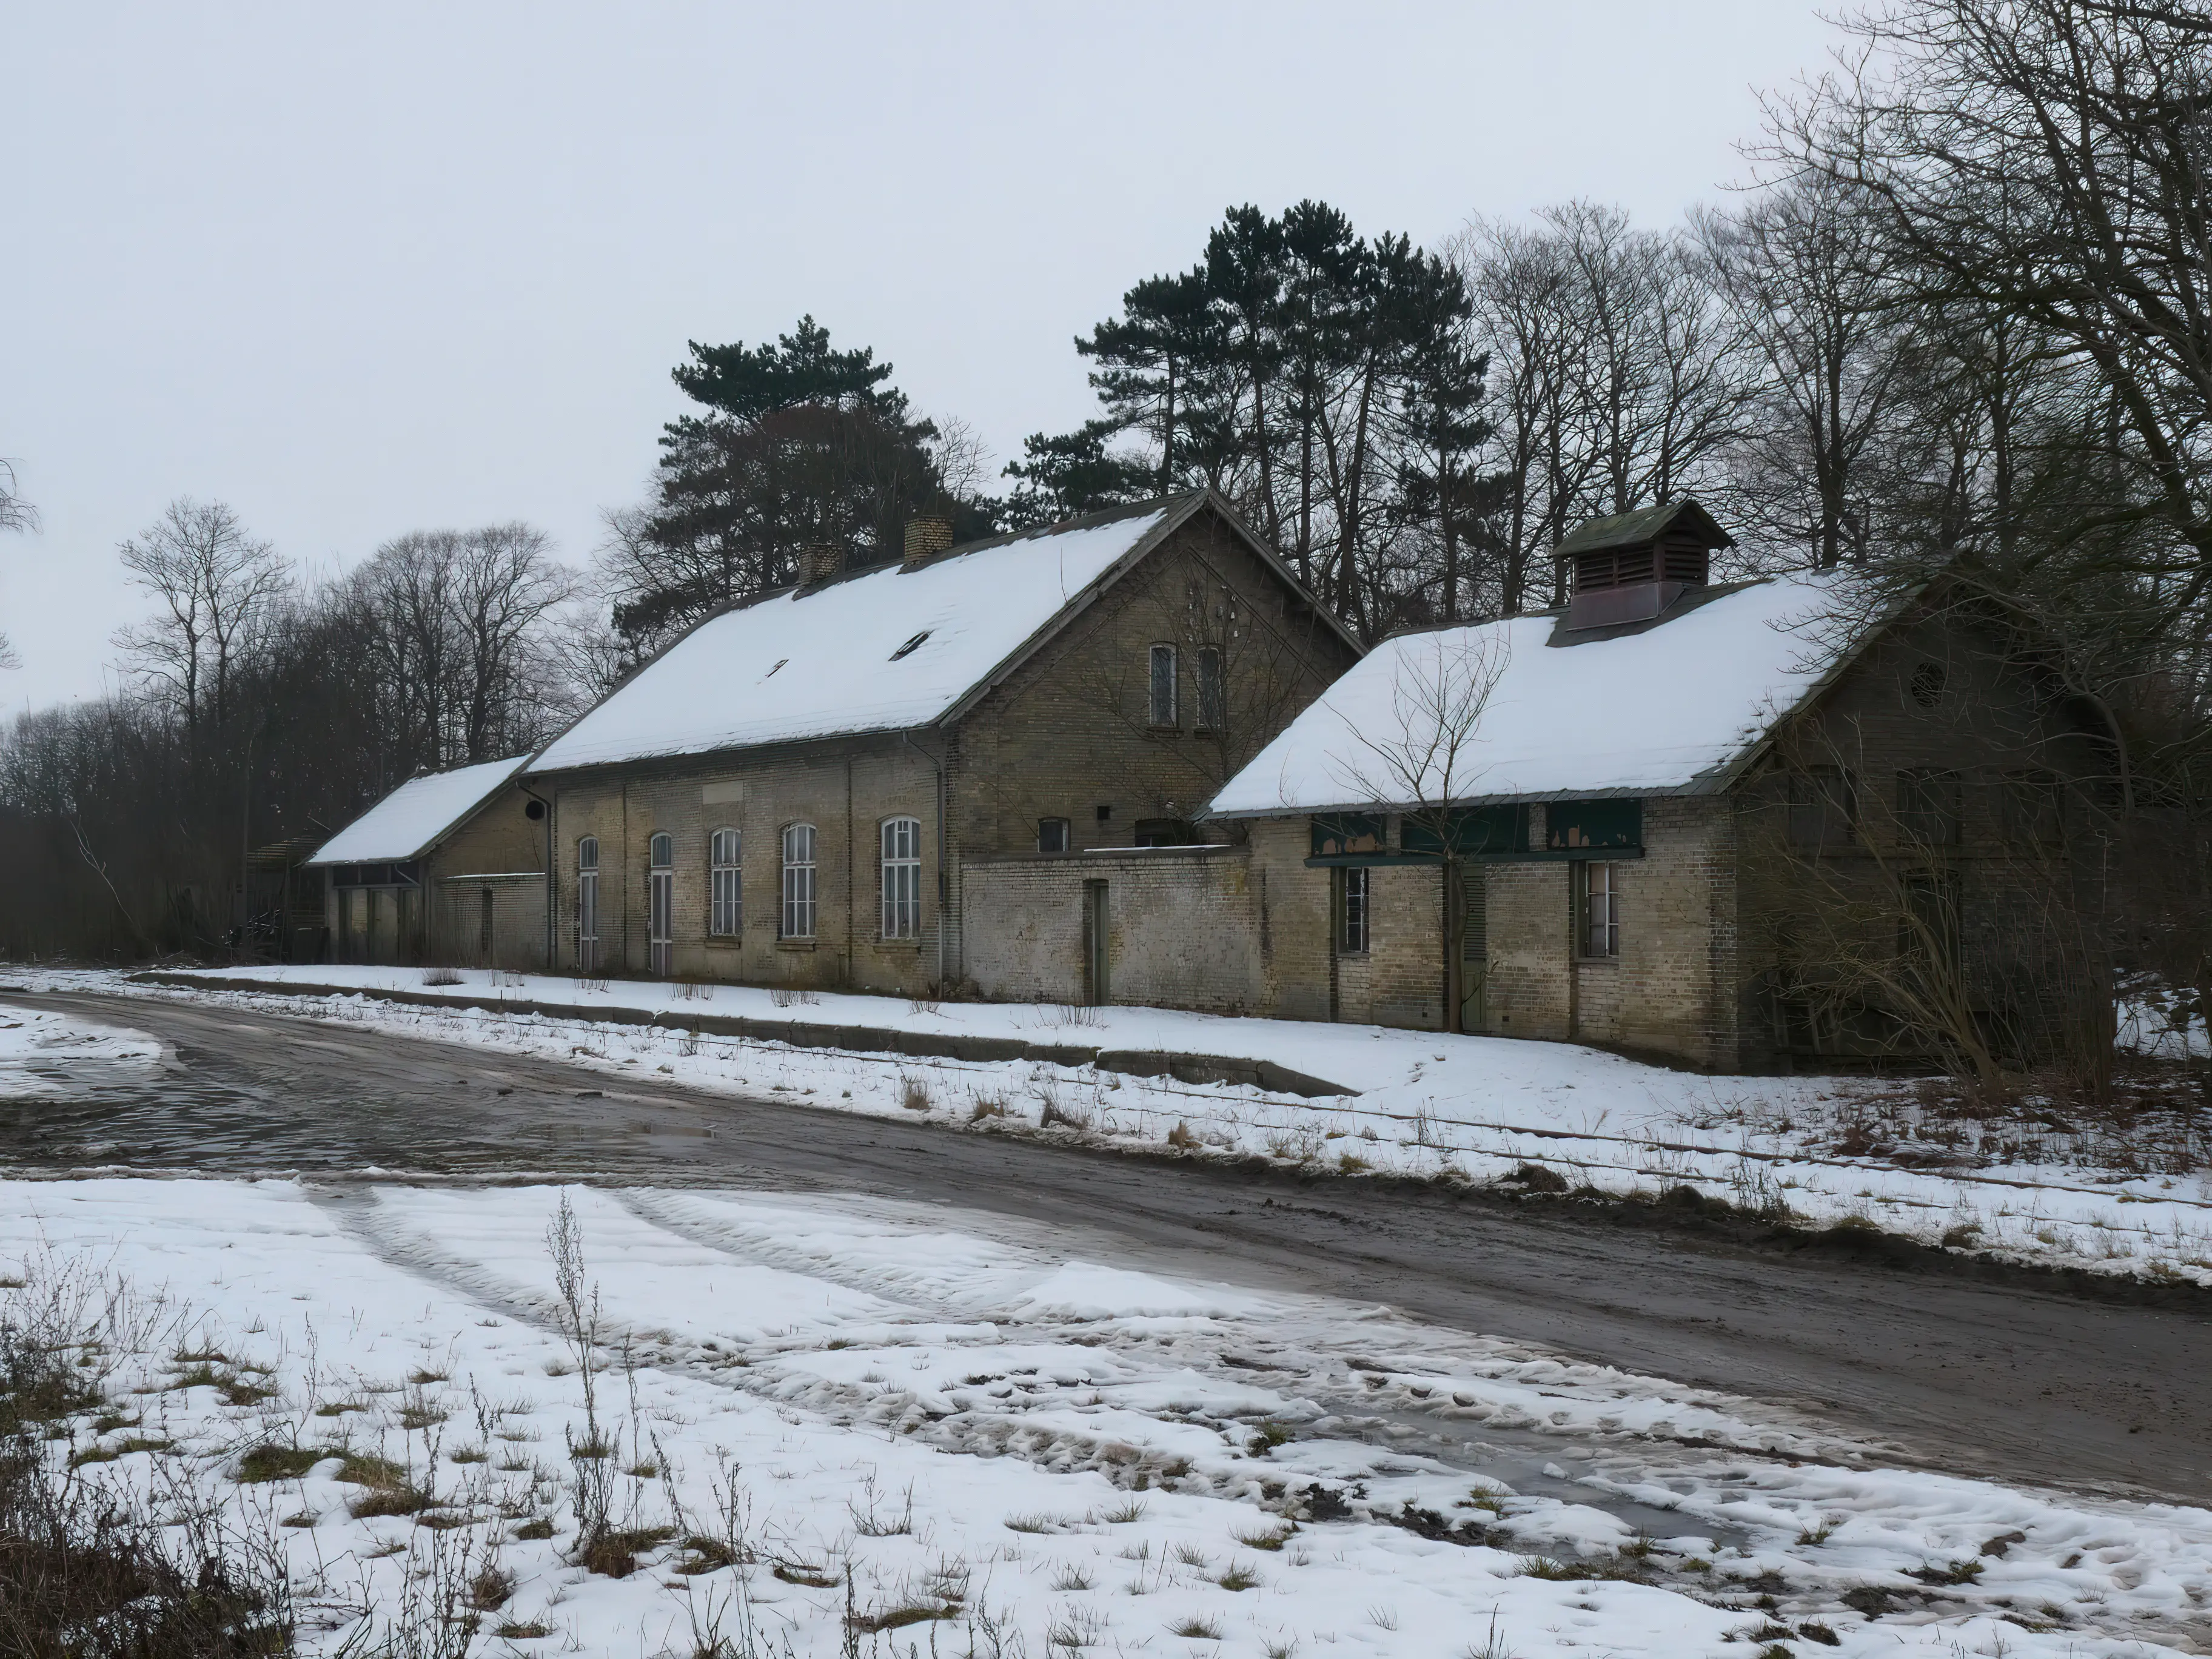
[[545, 737, 943, 995], [1241, 799, 1741, 1063], [1731, 605, 2114, 1067], [949, 512, 1358, 886], [423, 785, 549, 972], [961, 846, 1262, 1011], [429, 875, 547, 971]]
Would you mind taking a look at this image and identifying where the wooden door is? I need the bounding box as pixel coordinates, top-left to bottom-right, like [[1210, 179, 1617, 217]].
[[1082, 880, 1110, 1006], [1457, 867, 1487, 1033]]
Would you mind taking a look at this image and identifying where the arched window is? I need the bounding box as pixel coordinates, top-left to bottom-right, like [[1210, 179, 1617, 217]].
[[647, 832, 674, 977], [575, 837, 600, 972], [708, 828, 742, 937], [781, 823, 817, 940], [880, 816, 922, 940]]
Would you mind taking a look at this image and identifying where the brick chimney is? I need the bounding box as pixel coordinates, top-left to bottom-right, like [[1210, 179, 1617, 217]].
[[796, 543, 842, 588], [1553, 498, 1732, 631], [902, 515, 954, 569]]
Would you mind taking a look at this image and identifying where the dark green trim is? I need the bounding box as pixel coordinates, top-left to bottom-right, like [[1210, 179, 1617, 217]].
[[1305, 848, 1646, 869]]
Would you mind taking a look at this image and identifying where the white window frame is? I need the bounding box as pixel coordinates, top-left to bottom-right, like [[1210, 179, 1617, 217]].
[[781, 822, 817, 940], [1148, 643, 1178, 728], [1578, 860, 1620, 959], [1194, 643, 1224, 732], [708, 826, 742, 937], [880, 816, 922, 940], [647, 831, 674, 977], [1338, 865, 1370, 955], [575, 836, 600, 972]]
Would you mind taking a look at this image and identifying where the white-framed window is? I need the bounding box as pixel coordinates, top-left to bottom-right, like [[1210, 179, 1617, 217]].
[[1148, 643, 1178, 728], [1037, 817, 1071, 854], [880, 816, 922, 940], [1578, 860, 1620, 959], [1338, 866, 1370, 954], [781, 823, 817, 939], [709, 827, 742, 936], [1194, 644, 1225, 732], [648, 831, 674, 977], [575, 836, 600, 972]]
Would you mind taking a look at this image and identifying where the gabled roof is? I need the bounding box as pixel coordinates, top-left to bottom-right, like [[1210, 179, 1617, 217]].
[[1552, 497, 1735, 559], [307, 754, 531, 866], [527, 492, 1356, 774], [1209, 571, 1879, 817]]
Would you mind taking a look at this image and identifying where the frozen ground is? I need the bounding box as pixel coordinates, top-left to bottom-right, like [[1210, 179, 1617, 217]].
[[8, 1169, 2212, 1658], [56, 964, 2212, 1289]]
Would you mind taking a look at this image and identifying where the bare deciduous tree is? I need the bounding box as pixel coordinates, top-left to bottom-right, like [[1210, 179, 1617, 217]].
[[113, 498, 292, 735], [1331, 628, 1512, 1023], [1697, 180, 1908, 571]]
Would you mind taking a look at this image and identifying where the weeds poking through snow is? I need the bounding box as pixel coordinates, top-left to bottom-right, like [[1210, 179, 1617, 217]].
[[422, 967, 463, 987], [0, 1251, 295, 1656], [900, 1073, 933, 1113], [769, 985, 819, 1008]]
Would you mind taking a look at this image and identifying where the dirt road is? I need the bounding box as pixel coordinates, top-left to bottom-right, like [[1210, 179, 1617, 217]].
[[5, 990, 2207, 1505]]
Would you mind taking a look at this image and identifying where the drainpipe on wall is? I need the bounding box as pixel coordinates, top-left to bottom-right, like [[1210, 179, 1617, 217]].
[[900, 731, 947, 991], [521, 783, 555, 971]]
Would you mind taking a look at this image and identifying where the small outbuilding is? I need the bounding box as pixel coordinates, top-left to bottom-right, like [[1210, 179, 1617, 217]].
[[1208, 500, 2120, 1071], [306, 754, 549, 969]]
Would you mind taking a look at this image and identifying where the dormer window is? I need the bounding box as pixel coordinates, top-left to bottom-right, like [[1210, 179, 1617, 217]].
[[891, 631, 930, 660]]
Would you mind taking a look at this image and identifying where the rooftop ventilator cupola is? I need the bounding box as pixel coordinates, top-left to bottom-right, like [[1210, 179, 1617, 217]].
[[1553, 498, 1734, 631]]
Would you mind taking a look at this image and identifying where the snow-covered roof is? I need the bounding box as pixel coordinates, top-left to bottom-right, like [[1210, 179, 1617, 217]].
[[1210, 573, 1866, 816], [528, 503, 1182, 773], [307, 754, 532, 865]]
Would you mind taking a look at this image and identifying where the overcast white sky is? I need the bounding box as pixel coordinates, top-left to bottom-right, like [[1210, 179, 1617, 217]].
[[3, 2, 1841, 713]]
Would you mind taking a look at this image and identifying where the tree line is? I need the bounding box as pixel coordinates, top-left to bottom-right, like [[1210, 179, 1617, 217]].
[[0, 498, 579, 956], [0, 0, 2207, 980]]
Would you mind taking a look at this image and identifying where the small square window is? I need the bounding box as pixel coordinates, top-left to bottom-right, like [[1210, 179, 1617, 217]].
[[1038, 817, 1071, 854], [1788, 767, 1856, 848], [1897, 769, 1963, 847]]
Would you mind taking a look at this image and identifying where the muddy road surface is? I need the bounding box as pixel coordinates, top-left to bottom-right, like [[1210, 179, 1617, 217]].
[[4, 989, 2207, 1506]]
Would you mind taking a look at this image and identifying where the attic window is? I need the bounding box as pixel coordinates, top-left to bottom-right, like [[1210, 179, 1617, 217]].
[[890, 631, 930, 661], [763, 658, 788, 679]]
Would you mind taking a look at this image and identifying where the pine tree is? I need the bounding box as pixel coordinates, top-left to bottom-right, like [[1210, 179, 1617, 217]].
[[632, 317, 977, 654]]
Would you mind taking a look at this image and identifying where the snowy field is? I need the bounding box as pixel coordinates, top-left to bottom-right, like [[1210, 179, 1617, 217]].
[[8, 1170, 2212, 1658], [41, 965, 2212, 1288]]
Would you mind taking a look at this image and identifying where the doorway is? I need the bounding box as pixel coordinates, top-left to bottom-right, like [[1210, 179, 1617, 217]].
[[648, 832, 674, 978], [1082, 880, 1110, 1005], [1456, 866, 1487, 1033]]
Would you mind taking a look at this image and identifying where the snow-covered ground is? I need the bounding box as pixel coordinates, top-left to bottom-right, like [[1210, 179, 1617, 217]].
[[0, 997, 164, 1092], [41, 964, 2212, 1288], [8, 1171, 2211, 1658]]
